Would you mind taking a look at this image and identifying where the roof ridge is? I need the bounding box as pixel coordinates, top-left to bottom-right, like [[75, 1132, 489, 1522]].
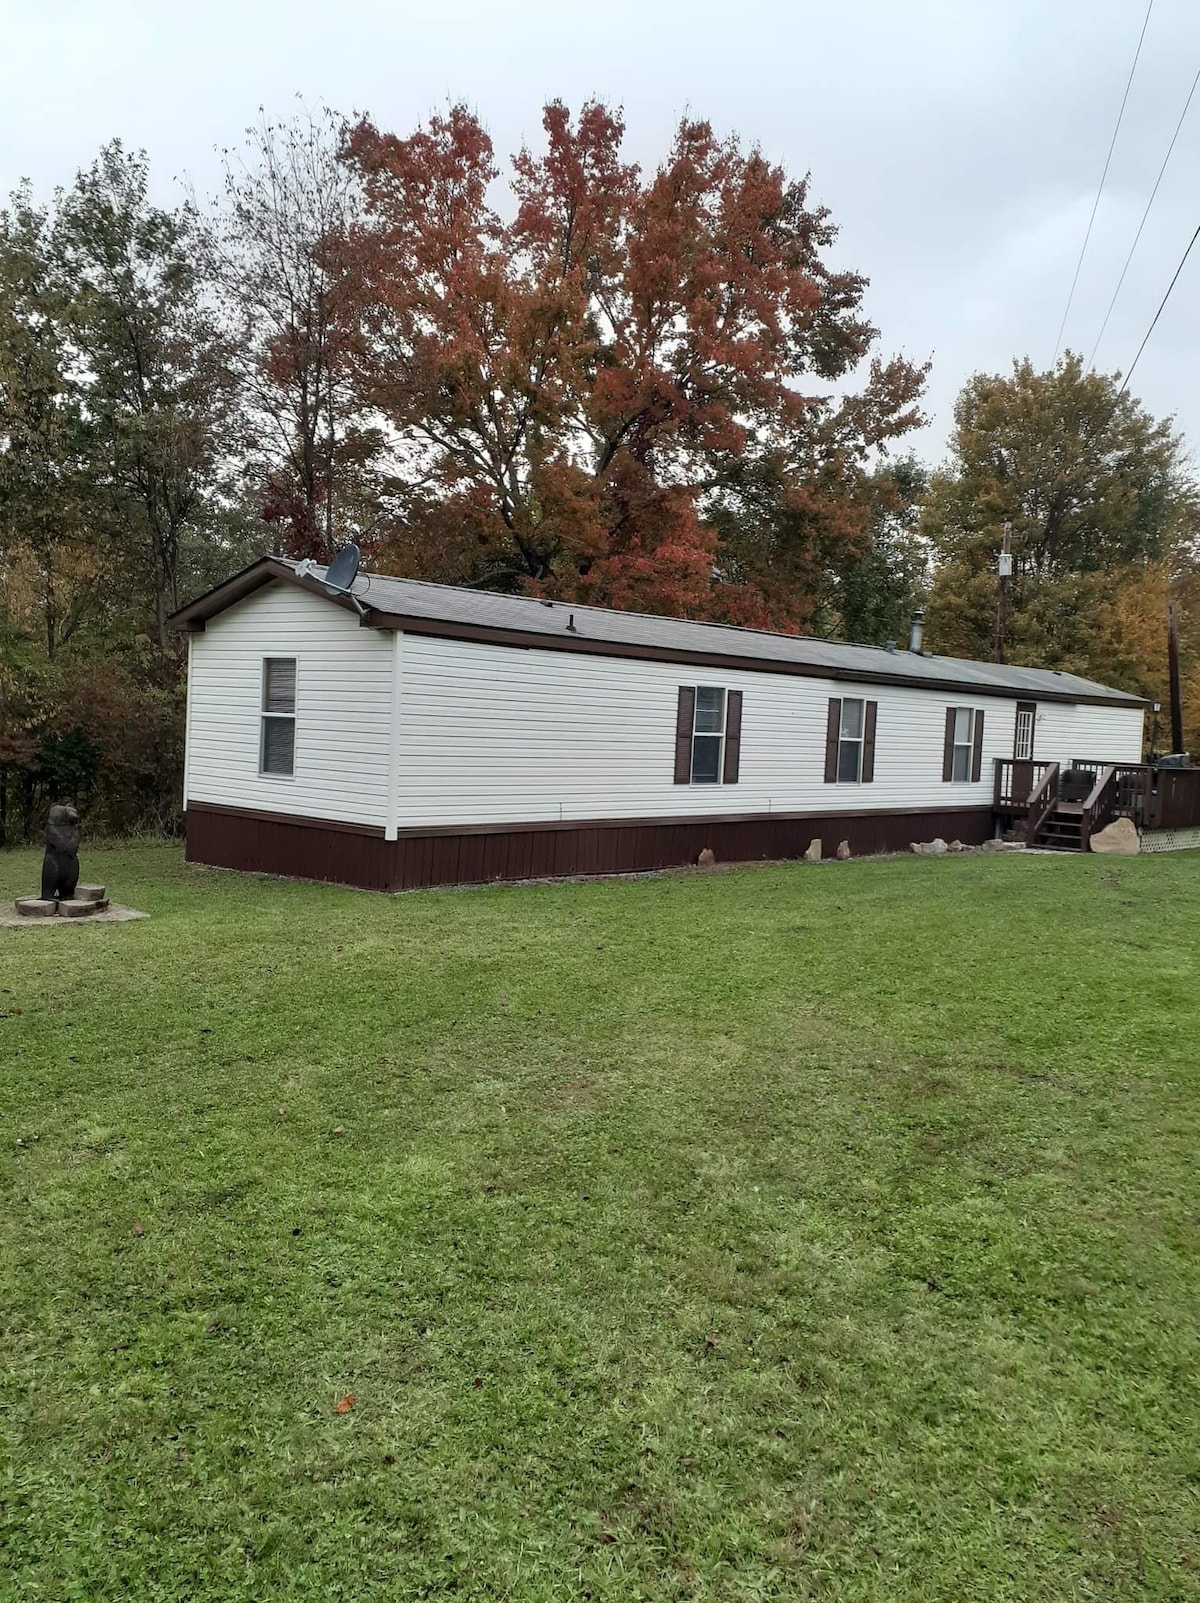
[[199, 557, 1141, 706], [349, 564, 940, 663]]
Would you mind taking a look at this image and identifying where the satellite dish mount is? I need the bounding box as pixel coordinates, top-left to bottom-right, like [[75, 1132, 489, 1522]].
[[295, 543, 367, 618]]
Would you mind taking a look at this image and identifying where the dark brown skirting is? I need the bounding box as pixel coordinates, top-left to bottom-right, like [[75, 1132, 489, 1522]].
[[184, 803, 995, 893]]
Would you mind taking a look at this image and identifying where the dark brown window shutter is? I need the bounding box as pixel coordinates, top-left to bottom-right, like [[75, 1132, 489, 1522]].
[[971, 708, 985, 782], [674, 686, 696, 784], [942, 707, 956, 782], [722, 689, 743, 783], [862, 700, 878, 783], [824, 698, 841, 783]]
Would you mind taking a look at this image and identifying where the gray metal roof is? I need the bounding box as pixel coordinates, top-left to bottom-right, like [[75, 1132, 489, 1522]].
[[328, 564, 1145, 708], [171, 556, 1147, 708]]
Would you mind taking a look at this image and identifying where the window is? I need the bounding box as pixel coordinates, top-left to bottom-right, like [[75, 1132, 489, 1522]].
[[260, 658, 296, 776], [691, 686, 726, 783], [674, 687, 743, 784], [1014, 702, 1035, 762], [824, 697, 877, 784], [950, 708, 976, 782], [837, 697, 865, 783], [943, 705, 985, 783]]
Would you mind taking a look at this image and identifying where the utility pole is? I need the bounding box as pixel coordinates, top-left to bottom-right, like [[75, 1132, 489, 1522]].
[[1167, 601, 1185, 755], [993, 522, 1012, 663]]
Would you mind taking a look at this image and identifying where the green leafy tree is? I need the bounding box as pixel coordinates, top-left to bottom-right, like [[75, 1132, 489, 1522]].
[[822, 456, 929, 644], [924, 355, 1197, 691], [0, 147, 238, 839], [51, 142, 235, 650], [0, 191, 98, 661]]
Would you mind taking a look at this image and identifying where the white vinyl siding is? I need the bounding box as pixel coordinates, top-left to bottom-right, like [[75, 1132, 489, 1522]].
[[393, 635, 1146, 830], [184, 584, 393, 827], [1031, 700, 1144, 766]]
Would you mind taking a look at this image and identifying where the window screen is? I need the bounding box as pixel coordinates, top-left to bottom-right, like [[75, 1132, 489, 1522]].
[[261, 658, 296, 775], [691, 686, 726, 784]]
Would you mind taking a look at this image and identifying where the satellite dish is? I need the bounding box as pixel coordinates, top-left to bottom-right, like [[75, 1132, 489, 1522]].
[[323, 543, 361, 597]]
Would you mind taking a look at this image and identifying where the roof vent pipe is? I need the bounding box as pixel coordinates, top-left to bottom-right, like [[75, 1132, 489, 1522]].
[[908, 610, 925, 654], [884, 639, 896, 653]]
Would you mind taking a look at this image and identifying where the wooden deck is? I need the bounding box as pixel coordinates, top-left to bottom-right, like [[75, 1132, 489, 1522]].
[[994, 759, 1200, 849]]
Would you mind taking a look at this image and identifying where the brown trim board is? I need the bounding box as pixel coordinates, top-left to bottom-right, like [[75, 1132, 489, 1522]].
[[185, 800, 385, 836], [185, 801, 995, 893]]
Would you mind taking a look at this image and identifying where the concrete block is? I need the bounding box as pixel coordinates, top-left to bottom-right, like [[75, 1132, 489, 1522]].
[[75, 884, 107, 902], [57, 898, 110, 918], [15, 897, 58, 918]]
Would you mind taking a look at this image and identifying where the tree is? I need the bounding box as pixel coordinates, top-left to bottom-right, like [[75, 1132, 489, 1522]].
[[337, 101, 926, 625], [0, 146, 237, 842], [924, 355, 1199, 697], [52, 142, 234, 651], [816, 456, 930, 644], [0, 191, 99, 661], [210, 106, 374, 560]]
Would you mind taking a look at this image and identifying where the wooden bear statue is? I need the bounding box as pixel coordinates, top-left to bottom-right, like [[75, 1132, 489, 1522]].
[[41, 804, 81, 902]]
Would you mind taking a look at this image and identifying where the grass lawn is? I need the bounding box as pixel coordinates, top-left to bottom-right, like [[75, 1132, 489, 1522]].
[[2, 843, 1199, 1601]]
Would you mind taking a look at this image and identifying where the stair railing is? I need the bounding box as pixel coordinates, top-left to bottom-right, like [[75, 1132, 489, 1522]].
[[1079, 765, 1118, 851], [1024, 762, 1060, 846]]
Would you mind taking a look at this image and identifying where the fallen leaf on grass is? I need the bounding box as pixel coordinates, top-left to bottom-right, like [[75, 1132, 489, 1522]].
[[132, 1222, 145, 1237], [334, 1394, 355, 1413], [333, 1125, 345, 1136]]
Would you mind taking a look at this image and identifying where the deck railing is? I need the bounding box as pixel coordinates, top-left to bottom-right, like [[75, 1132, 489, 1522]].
[[1070, 761, 1153, 824], [994, 758, 1054, 811], [995, 757, 1199, 831]]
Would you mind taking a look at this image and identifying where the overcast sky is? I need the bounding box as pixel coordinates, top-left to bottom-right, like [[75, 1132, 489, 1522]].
[[4, 0, 1198, 465]]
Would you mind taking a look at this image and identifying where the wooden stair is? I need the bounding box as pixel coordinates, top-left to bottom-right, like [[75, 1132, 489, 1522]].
[[1032, 801, 1084, 851]]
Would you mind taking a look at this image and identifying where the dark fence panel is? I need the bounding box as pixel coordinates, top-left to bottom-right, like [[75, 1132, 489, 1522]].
[[1151, 769, 1200, 829]]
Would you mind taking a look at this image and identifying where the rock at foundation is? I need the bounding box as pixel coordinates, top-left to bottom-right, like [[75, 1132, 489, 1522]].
[[803, 838, 822, 863], [1089, 817, 1140, 856]]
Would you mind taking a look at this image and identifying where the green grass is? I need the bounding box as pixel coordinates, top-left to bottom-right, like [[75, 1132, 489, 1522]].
[[2, 843, 1199, 1601]]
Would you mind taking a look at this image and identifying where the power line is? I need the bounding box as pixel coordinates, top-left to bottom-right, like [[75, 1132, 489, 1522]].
[[1088, 62, 1200, 370], [1119, 218, 1200, 395], [1053, 0, 1155, 362]]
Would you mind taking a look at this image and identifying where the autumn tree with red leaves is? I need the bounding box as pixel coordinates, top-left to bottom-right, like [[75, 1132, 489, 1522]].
[[337, 101, 926, 627]]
